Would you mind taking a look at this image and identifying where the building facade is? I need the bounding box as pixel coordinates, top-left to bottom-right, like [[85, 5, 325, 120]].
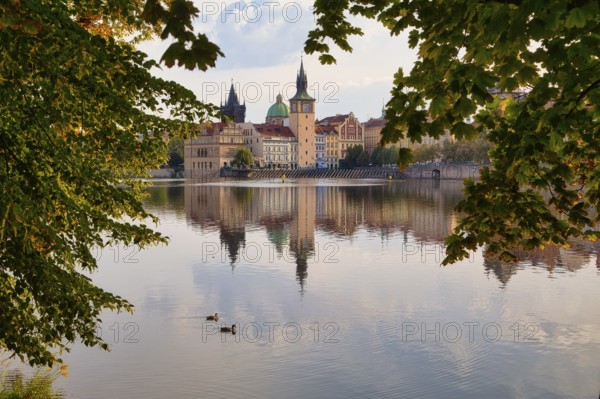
[[254, 124, 297, 169], [317, 113, 365, 167], [184, 122, 245, 177]]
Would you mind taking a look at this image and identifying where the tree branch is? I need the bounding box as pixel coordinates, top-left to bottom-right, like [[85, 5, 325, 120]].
[[566, 78, 600, 117]]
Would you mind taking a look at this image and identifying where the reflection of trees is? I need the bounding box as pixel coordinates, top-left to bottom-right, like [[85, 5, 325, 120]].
[[232, 186, 253, 207], [145, 184, 185, 214], [263, 218, 289, 255], [484, 243, 595, 286], [483, 258, 519, 287]]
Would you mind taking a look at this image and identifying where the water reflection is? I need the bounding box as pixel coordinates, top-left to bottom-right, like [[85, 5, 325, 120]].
[[50, 180, 600, 399], [183, 180, 598, 288]]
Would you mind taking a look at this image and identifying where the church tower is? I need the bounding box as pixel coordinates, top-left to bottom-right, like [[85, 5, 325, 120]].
[[289, 59, 315, 168], [220, 80, 246, 123]]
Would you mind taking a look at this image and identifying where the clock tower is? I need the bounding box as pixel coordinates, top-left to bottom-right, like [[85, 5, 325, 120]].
[[289, 58, 315, 168]]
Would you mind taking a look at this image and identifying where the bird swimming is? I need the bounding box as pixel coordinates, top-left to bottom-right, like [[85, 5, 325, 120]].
[[206, 313, 219, 321], [220, 324, 236, 333]]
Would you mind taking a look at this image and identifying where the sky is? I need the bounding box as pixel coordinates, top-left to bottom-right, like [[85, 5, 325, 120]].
[[138, 0, 418, 123]]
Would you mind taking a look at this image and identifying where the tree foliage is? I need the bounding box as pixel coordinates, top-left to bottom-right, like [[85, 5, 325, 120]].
[[167, 137, 184, 169], [344, 145, 364, 168], [232, 147, 254, 167], [1, 0, 221, 366], [371, 146, 400, 166], [412, 144, 441, 163], [307, 0, 600, 263], [441, 136, 492, 164]]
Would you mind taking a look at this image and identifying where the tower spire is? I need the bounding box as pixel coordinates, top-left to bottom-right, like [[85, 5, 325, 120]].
[[290, 56, 314, 101]]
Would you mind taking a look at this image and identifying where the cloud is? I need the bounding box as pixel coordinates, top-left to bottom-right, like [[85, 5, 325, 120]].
[[137, 0, 418, 123]]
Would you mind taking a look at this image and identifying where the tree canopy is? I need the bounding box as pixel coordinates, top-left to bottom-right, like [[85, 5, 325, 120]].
[[344, 144, 365, 168], [371, 146, 400, 167], [1, 0, 221, 366], [232, 147, 254, 167], [306, 0, 600, 263]]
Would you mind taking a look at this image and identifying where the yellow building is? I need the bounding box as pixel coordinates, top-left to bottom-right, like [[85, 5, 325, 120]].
[[317, 113, 365, 167], [363, 114, 452, 155], [319, 125, 339, 168], [364, 116, 387, 154]]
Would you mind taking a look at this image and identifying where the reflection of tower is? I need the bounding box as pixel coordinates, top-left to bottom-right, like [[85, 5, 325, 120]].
[[219, 228, 245, 265], [289, 185, 316, 292], [184, 185, 248, 267], [219, 187, 250, 266], [289, 58, 316, 168]]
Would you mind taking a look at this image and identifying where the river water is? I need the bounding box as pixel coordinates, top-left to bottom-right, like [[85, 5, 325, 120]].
[[55, 179, 600, 398]]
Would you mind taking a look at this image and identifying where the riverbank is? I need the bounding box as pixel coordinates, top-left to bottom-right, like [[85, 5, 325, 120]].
[[217, 163, 485, 180]]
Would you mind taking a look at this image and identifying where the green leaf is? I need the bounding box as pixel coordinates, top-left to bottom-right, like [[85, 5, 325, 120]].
[[565, 7, 588, 28], [429, 95, 448, 117]]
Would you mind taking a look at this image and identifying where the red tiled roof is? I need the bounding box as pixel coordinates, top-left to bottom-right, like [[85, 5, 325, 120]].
[[364, 117, 387, 128], [316, 125, 337, 135], [202, 122, 227, 136], [317, 114, 349, 125], [254, 124, 296, 138]]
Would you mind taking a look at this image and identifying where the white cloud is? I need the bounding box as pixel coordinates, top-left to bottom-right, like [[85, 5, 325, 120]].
[[137, 0, 417, 123]]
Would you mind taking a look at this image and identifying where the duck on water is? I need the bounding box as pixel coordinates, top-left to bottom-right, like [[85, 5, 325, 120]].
[[220, 324, 236, 333]]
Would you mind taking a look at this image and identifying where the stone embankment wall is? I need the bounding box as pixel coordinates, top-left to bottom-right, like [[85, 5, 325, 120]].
[[217, 164, 485, 180]]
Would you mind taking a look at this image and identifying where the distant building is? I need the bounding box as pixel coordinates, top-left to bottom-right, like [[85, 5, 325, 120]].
[[363, 106, 452, 156], [265, 94, 290, 126], [364, 107, 387, 154], [254, 124, 297, 169], [315, 132, 326, 167], [184, 122, 244, 177], [220, 81, 246, 123], [318, 125, 338, 168], [317, 113, 364, 167]]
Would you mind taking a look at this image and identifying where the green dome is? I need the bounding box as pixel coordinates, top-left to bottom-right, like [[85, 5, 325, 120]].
[[266, 94, 290, 118]]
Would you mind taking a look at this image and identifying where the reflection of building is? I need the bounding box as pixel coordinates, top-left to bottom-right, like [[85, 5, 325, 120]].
[[182, 181, 594, 287]]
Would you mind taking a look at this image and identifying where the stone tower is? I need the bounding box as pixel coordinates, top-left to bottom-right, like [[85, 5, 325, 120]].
[[220, 81, 246, 123], [288, 59, 315, 168]]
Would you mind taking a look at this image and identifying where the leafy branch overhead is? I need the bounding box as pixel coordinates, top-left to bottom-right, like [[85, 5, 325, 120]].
[[306, 0, 600, 263], [0, 0, 222, 366]]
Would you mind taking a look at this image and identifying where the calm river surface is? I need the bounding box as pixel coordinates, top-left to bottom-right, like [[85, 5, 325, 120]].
[[55, 179, 600, 398]]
